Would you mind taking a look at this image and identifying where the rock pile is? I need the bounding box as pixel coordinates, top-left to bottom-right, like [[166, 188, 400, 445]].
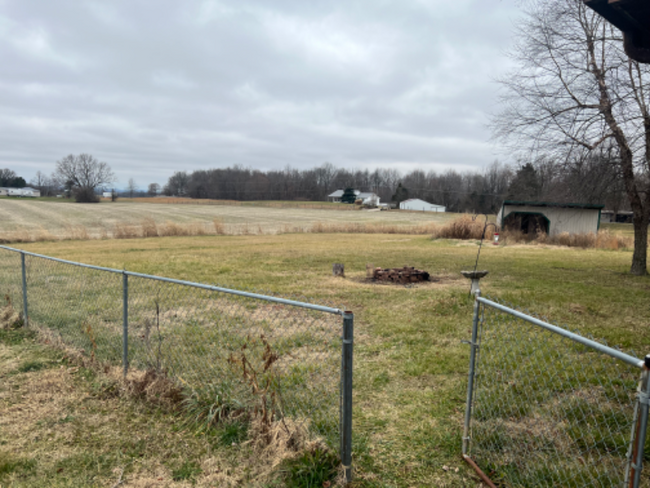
[[372, 266, 430, 284]]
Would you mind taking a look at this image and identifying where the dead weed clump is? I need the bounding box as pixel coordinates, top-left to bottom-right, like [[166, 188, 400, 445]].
[[0, 227, 58, 244], [118, 367, 185, 408], [113, 222, 142, 239], [0, 295, 21, 329], [224, 334, 342, 485], [213, 218, 226, 235], [431, 215, 490, 240], [140, 217, 159, 238], [63, 224, 90, 240], [158, 220, 211, 237]]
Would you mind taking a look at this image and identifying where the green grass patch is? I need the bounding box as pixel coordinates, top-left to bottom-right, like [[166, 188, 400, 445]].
[[278, 447, 339, 488], [4, 233, 650, 486]]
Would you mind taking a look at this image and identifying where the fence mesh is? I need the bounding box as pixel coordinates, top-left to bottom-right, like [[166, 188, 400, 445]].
[[469, 296, 649, 487], [0, 248, 343, 452], [0, 250, 23, 325]]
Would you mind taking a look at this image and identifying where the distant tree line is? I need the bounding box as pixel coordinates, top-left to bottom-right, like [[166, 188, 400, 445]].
[[160, 156, 628, 215], [3, 151, 629, 215]]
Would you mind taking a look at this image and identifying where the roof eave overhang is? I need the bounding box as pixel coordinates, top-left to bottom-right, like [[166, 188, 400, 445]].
[[584, 0, 650, 63]]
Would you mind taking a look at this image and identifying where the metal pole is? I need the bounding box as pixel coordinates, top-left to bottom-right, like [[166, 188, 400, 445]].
[[462, 290, 481, 455], [341, 311, 354, 482], [122, 272, 129, 379], [631, 355, 650, 488], [21, 252, 28, 327]]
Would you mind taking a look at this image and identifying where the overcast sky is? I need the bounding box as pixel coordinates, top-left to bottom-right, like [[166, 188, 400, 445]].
[[2, 0, 523, 188]]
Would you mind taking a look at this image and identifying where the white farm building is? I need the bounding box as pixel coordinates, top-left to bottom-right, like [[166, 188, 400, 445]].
[[328, 189, 380, 205], [1, 187, 40, 197], [399, 198, 445, 212], [497, 200, 604, 236]]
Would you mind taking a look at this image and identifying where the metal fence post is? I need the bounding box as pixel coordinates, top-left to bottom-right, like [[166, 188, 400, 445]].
[[341, 311, 354, 482], [462, 290, 481, 456], [122, 272, 129, 379], [630, 355, 650, 488], [21, 252, 28, 327]]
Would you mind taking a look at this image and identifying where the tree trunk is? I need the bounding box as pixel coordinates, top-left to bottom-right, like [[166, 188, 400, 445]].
[[630, 209, 648, 275]]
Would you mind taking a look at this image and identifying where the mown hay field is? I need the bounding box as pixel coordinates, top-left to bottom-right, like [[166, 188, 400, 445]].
[[0, 199, 456, 242], [2, 229, 650, 487]]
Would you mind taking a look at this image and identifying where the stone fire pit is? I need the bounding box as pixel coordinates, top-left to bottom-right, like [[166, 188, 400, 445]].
[[372, 266, 430, 284]]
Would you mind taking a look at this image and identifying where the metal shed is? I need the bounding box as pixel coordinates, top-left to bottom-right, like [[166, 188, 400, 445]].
[[399, 198, 445, 212], [497, 201, 604, 236]]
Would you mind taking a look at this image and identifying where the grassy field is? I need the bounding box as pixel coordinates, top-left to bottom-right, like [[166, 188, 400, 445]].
[[2, 232, 649, 487], [0, 199, 455, 242]]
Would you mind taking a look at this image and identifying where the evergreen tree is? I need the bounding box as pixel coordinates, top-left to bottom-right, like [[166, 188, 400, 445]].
[[392, 183, 409, 205], [341, 187, 357, 204]]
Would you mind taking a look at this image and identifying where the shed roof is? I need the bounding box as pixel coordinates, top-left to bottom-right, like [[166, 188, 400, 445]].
[[502, 200, 604, 210], [401, 198, 444, 207], [328, 189, 361, 198]]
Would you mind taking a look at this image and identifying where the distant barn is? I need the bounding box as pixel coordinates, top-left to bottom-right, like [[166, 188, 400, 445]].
[[497, 201, 604, 236], [399, 198, 445, 212]]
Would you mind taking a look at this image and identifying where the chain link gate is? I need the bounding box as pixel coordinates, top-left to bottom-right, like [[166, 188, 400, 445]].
[[463, 291, 650, 487]]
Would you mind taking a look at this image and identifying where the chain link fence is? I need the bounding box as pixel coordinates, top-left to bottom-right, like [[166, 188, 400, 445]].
[[463, 293, 650, 488], [0, 245, 354, 481]]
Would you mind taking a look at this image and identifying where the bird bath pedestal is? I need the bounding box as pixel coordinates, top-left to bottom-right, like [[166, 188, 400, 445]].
[[461, 270, 489, 294]]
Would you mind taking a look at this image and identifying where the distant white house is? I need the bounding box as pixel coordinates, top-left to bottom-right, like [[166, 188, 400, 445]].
[[400, 198, 445, 212], [328, 189, 380, 206], [1, 187, 40, 197], [357, 192, 380, 206], [102, 191, 113, 198], [21, 187, 41, 197], [328, 189, 358, 202]]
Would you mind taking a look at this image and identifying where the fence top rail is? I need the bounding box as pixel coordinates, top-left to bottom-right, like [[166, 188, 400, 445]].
[[1, 245, 344, 316], [477, 296, 645, 369]]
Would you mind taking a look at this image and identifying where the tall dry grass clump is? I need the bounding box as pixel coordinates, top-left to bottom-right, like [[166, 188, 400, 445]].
[[431, 215, 491, 240], [595, 230, 633, 250], [158, 220, 212, 237], [113, 222, 141, 239], [63, 224, 90, 240], [502, 228, 634, 250], [213, 218, 226, 235], [141, 217, 159, 238], [0, 227, 58, 244]]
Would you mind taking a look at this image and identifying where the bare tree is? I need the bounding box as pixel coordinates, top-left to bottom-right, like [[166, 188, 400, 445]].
[[55, 154, 115, 203], [493, 0, 650, 275], [127, 178, 138, 198], [29, 170, 58, 197], [147, 183, 160, 196], [163, 171, 189, 196]]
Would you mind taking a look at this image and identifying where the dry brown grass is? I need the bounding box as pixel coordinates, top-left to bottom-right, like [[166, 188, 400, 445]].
[[431, 215, 493, 240], [0, 295, 20, 329], [310, 221, 438, 235], [0, 227, 57, 244], [213, 218, 225, 235], [113, 197, 357, 211], [141, 217, 159, 238], [429, 216, 637, 250], [502, 228, 634, 250]]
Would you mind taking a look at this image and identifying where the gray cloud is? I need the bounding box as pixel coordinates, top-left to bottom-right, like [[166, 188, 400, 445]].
[[1, 0, 521, 187]]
